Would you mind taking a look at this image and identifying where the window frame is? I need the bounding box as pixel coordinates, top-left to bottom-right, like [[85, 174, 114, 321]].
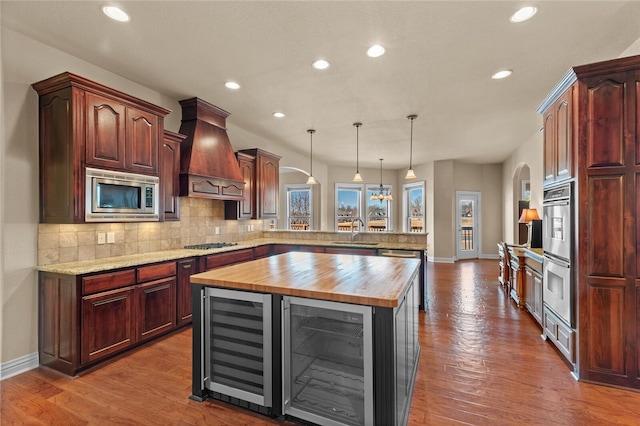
[[402, 181, 426, 234], [335, 183, 364, 232], [285, 184, 313, 231], [365, 184, 393, 232]]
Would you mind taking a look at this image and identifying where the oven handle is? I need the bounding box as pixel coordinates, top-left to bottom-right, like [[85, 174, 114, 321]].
[[543, 200, 570, 207], [543, 254, 570, 268]]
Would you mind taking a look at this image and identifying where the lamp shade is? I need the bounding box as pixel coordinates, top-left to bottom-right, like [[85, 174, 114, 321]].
[[518, 208, 540, 223]]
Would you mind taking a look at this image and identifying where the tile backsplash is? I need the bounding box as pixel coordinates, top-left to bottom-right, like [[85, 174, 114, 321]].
[[38, 198, 265, 265]]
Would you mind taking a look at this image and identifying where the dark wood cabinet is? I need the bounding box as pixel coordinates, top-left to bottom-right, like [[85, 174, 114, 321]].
[[177, 257, 197, 326], [205, 248, 254, 270], [524, 256, 543, 326], [81, 286, 135, 365], [542, 88, 574, 186], [32, 72, 170, 223], [325, 247, 377, 256], [135, 277, 176, 342], [161, 130, 186, 221], [225, 148, 281, 220], [540, 54, 640, 389], [252, 244, 272, 259], [40, 259, 181, 375], [225, 152, 256, 220]]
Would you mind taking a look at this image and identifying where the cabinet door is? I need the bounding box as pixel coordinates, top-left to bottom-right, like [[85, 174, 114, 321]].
[[86, 92, 126, 170], [177, 258, 197, 326], [238, 154, 256, 219], [525, 267, 535, 314], [554, 90, 572, 181], [135, 277, 176, 342], [543, 109, 556, 185], [126, 106, 159, 175], [533, 272, 543, 325], [257, 154, 279, 218], [161, 133, 181, 221], [81, 286, 135, 365]]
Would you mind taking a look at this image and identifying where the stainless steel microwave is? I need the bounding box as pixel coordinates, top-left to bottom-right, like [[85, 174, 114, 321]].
[[85, 167, 159, 222]]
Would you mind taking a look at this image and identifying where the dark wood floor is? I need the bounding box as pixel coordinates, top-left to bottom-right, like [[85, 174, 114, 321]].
[[3, 259, 640, 425]]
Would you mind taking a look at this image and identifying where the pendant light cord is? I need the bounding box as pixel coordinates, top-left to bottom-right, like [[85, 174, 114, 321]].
[[308, 129, 315, 177], [408, 114, 417, 169]]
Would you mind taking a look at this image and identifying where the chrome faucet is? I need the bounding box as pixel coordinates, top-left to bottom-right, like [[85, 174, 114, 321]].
[[351, 218, 365, 242]]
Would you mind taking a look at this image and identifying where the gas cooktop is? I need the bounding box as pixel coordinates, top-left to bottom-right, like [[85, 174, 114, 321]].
[[183, 242, 239, 250]]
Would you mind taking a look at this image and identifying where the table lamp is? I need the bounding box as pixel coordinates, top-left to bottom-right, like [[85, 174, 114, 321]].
[[518, 208, 540, 248]]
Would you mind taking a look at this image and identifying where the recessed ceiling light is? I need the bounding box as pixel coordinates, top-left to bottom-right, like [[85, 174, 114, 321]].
[[273, 112, 285, 118], [367, 44, 385, 58], [102, 5, 130, 22], [510, 6, 538, 23], [225, 81, 241, 90], [492, 69, 513, 80], [312, 59, 330, 70]]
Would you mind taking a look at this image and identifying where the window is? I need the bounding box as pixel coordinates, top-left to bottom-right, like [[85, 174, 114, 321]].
[[366, 184, 393, 232], [335, 184, 363, 232], [402, 181, 425, 233], [335, 183, 396, 232], [286, 185, 312, 231]]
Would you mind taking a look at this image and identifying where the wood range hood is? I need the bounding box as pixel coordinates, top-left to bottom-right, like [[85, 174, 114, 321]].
[[178, 97, 245, 200]]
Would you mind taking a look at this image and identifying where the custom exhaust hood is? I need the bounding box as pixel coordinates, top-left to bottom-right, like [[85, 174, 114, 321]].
[[178, 97, 245, 200]]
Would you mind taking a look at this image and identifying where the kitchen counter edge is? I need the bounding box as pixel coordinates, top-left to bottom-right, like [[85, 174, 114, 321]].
[[37, 238, 427, 275]]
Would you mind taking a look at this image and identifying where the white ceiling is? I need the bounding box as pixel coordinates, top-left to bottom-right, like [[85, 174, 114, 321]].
[[3, 1, 640, 170]]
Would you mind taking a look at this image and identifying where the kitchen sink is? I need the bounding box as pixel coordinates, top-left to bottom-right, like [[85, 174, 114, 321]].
[[331, 241, 379, 246]]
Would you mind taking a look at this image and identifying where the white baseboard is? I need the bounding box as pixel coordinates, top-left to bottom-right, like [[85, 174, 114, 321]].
[[429, 256, 455, 263], [480, 253, 500, 260], [428, 254, 498, 263], [1, 352, 39, 381]]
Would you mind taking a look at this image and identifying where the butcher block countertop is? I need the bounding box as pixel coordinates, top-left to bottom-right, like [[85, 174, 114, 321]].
[[190, 252, 421, 308]]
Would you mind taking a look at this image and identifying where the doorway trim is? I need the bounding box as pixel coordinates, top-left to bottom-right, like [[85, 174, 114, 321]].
[[455, 191, 481, 260]]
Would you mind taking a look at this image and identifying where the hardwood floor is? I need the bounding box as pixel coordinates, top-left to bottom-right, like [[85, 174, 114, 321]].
[[3, 259, 640, 425]]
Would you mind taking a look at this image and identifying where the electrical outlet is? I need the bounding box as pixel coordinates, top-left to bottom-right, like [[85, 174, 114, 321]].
[[97, 232, 106, 245], [215, 227, 220, 235], [107, 232, 115, 244]]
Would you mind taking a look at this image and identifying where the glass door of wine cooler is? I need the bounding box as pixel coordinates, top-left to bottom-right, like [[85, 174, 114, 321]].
[[204, 287, 272, 408], [283, 297, 373, 426]]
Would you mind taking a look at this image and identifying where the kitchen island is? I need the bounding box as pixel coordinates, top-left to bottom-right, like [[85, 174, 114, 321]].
[[190, 251, 421, 426]]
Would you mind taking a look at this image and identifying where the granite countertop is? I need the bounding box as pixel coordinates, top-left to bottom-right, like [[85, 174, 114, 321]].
[[191, 252, 421, 308], [37, 238, 427, 275], [524, 248, 543, 262]]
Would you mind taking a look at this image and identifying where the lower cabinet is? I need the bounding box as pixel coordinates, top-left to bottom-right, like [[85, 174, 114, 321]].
[[524, 256, 543, 326], [135, 276, 176, 342], [40, 258, 192, 376], [81, 286, 135, 365], [177, 257, 198, 326]]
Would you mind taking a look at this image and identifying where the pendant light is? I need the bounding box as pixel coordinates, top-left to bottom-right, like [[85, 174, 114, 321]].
[[352, 122, 363, 182], [306, 129, 317, 185], [370, 158, 392, 202], [405, 114, 418, 179]]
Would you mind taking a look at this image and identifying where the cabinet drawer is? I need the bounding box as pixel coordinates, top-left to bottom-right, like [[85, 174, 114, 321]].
[[137, 262, 176, 283], [206, 249, 254, 270], [82, 269, 136, 295]]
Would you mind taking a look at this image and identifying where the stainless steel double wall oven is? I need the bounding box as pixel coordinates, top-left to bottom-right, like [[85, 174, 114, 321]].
[[542, 182, 574, 327]]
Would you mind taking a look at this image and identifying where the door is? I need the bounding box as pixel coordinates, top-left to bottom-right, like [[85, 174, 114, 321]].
[[456, 191, 480, 260]]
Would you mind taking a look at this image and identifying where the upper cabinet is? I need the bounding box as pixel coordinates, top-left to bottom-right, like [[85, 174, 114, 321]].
[[32, 72, 170, 223], [225, 148, 281, 220], [160, 130, 186, 221], [539, 74, 575, 186], [86, 92, 160, 175]]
